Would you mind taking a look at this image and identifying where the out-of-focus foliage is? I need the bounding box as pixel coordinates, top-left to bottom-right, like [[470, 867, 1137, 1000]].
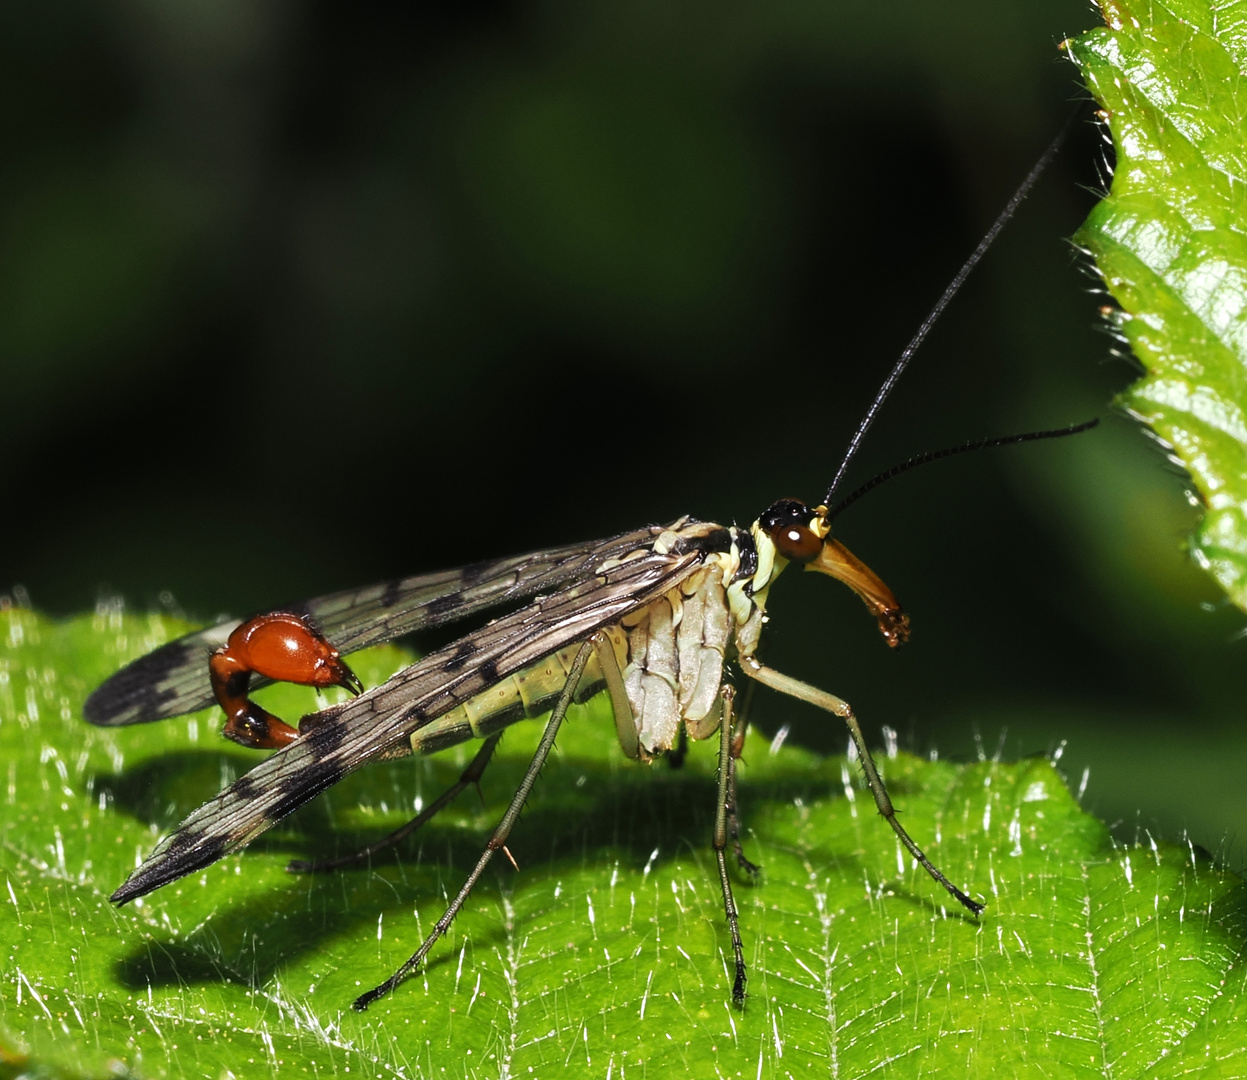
[[5, 609, 1247, 1078], [1070, 0, 1247, 613]]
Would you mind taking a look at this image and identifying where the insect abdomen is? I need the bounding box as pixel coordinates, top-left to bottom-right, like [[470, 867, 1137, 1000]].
[[409, 627, 630, 755], [621, 564, 734, 751]]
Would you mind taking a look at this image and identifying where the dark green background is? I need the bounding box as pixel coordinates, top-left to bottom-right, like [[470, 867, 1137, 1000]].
[[4, 3, 1244, 865]]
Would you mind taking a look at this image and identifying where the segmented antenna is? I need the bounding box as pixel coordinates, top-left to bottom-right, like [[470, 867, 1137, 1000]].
[[826, 418, 1099, 522], [822, 124, 1072, 508]]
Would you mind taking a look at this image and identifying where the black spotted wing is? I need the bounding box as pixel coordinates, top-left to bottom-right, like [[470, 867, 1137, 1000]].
[[84, 525, 679, 728], [111, 540, 705, 903]]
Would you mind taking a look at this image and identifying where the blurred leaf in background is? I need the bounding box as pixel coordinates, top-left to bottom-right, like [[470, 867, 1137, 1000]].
[[1070, 0, 1247, 610], [1059, 0, 1247, 868]]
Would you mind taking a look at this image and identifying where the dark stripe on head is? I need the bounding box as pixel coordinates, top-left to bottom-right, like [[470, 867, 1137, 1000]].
[[757, 498, 810, 534]]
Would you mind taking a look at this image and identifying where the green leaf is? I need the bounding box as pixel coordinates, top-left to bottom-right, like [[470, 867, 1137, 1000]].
[[3, 607, 1247, 1078], [1068, 0, 1247, 611]]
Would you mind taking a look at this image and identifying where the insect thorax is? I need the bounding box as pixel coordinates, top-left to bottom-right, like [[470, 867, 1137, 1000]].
[[414, 518, 789, 759]]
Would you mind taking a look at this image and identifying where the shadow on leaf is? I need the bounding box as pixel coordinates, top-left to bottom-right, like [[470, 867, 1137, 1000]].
[[110, 752, 876, 994]]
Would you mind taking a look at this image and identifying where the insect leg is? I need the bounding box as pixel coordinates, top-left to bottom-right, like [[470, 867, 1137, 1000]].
[[712, 684, 749, 1007], [741, 656, 983, 916], [286, 732, 503, 874], [724, 707, 759, 878], [352, 638, 596, 1012], [590, 630, 639, 760]]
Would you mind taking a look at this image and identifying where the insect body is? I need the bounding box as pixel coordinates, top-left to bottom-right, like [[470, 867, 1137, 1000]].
[[84, 131, 1086, 1011], [86, 500, 979, 1008]]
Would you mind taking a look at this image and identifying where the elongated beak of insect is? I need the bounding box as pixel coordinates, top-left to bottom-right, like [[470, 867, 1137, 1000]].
[[806, 539, 910, 647]]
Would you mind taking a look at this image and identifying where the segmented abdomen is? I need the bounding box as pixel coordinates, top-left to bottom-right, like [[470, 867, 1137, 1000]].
[[621, 564, 733, 753], [407, 626, 629, 755]]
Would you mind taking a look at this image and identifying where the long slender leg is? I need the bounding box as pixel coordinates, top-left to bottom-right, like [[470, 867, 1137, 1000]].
[[735, 677, 757, 732], [724, 711, 759, 878], [712, 685, 749, 1007], [590, 630, 639, 760], [724, 673, 758, 874], [353, 639, 596, 1012], [741, 656, 983, 916], [287, 732, 503, 874]]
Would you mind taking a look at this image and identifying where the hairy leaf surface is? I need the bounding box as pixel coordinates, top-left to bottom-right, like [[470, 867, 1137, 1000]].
[[2, 609, 1245, 1078]]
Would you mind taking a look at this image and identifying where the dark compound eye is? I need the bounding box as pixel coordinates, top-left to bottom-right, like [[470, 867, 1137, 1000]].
[[769, 523, 822, 563]]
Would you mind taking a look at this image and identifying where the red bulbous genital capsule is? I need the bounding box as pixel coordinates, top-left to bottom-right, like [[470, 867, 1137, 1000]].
[[209, 612, 363, 749], [225, 612, 361, 690]]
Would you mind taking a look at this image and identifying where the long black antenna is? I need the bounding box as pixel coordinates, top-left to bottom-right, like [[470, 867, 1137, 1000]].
[[822, 124, 1072, 508], [825, 418, 1099, 521]]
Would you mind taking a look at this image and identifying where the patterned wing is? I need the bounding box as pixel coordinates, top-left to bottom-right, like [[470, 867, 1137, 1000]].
[[83, 525, 677, 728], [111, 543, 704, 904]]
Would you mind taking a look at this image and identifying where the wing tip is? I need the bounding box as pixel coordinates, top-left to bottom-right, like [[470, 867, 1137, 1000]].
[[110, 854, 191, 905], [111, 862, 168, 905], [110, 881, 142, 906], [83, 688, 124, 727], [82, 625, 231, 728], [111, 829, 234, 906]]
